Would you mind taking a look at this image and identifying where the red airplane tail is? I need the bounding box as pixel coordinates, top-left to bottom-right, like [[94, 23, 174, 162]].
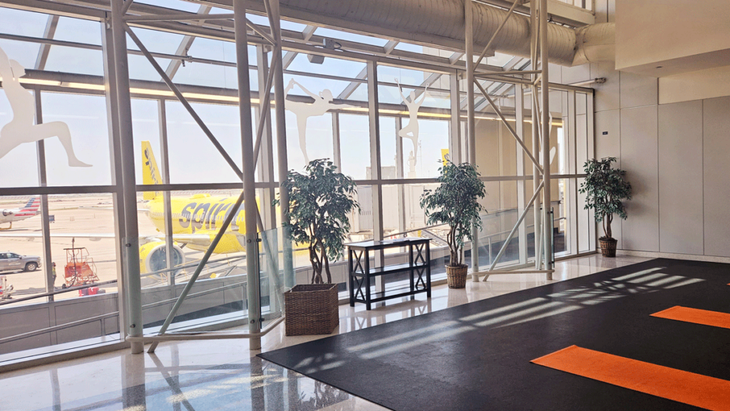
[[17, 197, 40, 217]]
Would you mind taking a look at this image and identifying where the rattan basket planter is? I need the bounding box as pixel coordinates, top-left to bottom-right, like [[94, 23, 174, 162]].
[[599, 237, 618, 257], [446, 264, 468, 289], [285, 283, 339, 336]]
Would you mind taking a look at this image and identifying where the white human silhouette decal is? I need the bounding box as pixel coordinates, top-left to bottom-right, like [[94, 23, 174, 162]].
[[0, 46, 91, 167], [285, 79, 354, 165], [396, 79, 428, 167]]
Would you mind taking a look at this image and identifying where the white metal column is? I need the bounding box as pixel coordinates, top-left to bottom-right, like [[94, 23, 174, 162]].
[[110, 0, 143, 353], [233, 0, 262, 350], [465, 0, 479, 279], [539, 0, 553, 277], [367, 61, 385, 297]]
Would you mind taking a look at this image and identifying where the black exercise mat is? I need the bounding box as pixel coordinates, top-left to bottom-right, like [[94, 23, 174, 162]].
[[259, 259, 730, 411]]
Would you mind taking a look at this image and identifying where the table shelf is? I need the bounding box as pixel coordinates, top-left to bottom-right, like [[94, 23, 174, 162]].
[[347, 238, 431, 310], [351, 285, 429, 304], [351, 262, 430, 277]]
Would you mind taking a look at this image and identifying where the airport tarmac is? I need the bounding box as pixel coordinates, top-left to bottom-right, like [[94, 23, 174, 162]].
[[0, 194, 182, 305]]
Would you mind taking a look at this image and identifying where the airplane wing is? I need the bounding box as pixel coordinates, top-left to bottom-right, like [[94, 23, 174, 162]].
[[0, 232, 245, 251], [167, 233, 245, 249]]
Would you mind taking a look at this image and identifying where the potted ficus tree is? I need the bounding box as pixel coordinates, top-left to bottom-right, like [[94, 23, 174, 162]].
[[420, 160, 486, 288], [275, 159, 360, 335], [579, 157, 632, 257]]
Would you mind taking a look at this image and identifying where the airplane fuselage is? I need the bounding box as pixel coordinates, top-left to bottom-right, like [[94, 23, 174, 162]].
[[146, 193, 249, 254], [0, 198, 40, 228]]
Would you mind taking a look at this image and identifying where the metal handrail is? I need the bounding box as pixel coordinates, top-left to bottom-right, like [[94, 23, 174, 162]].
[[479, 216, 567, 241], [0, 280, 118, 307], [0, 279, 252, 345], [0, 254, 245, 307], [0, 310, 121, 345], [143, 280, 247, 310]]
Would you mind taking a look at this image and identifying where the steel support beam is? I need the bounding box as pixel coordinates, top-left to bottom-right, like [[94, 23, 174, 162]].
[[34, 91, 54, 300], [475, 82, 542, 172], [121, 0, 133, 15], [515, 84, 527, 265], [164, 5, 212, 80], [395, 117, 406, 235], [367, 60, 386, 298], [467, 0, 554, 281], [110, 0, 143, 353], [124, 12, 234, 22], [465, 0, 479, 279], [101, 17, 129, 349], [268, 0, 295, 288], [474, 0, 521, 68], [332, 112, 342, 170], [255, 44, 283, 318], [530, 0, 542, 271], [486, 181, 544, 273], [338, 67, 367, 100], [449, 72, 462, 164], [540, 0, 553, 277], [281, 25, 315, 69], [147, 191, 245, 353], [157, 100, 175, 286], [256, 45, 276, 230], [35, 15, 59, 70], [124, 24, 245, 180], [233, 0, 262, 350]]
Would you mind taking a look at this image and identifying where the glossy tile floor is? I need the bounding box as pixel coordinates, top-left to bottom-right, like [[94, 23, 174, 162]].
[[0, 254, 650, 411]]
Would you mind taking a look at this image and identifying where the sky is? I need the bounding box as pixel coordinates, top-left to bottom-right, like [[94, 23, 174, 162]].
[[0, 6, 465, 190]]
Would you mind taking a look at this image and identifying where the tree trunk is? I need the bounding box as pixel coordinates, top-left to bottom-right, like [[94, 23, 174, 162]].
[[321, 241, 332, 283], [606, 214, 613, 240], [309, 242, 323, 284]]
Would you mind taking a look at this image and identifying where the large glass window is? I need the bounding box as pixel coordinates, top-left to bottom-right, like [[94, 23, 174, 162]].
[[0, 3, 595, 368]]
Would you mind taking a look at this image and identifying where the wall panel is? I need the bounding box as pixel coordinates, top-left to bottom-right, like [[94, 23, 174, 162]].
[[658, 101, 703, 254], [620, 105, 659, 251], [620, 71, 658, 109], [703, 97, 730, 257]]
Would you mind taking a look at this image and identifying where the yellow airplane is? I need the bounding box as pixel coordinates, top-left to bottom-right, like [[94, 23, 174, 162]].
[[139, 141, 252, 273]]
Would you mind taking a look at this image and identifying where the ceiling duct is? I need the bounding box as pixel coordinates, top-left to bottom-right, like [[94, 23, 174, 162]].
[[233, 0, 614, 66], [572, 23, 615, 66]]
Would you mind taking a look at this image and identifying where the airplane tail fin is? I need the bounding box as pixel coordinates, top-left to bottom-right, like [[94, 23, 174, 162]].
[[141, 141, 163, 201], [20, 197, 40, 215]]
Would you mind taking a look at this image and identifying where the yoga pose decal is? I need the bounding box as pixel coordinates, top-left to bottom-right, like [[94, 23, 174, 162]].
[[285, 79, 354, 165], [396, 79, 428, 168], [0, 46, 90, 167]]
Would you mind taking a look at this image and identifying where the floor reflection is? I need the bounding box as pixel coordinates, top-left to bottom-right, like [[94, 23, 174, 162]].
[[0, 254, 649, 411]]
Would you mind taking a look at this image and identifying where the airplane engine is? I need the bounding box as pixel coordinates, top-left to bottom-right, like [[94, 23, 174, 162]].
[[2, 210, 12, 216], [139, 241, 185, 274]]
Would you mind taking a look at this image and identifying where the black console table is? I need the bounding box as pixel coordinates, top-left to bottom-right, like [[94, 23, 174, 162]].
[[347, 238, 431, 310]]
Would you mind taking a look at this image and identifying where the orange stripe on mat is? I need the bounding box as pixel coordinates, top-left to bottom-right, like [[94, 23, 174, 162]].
[[532, 345, 730, 411], [652, 306, 730, 330]]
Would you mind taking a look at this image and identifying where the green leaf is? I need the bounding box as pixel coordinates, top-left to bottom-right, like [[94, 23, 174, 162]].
[[419, 160, 486, 266], [274, 159, 360, 283], [579, 157, 632, 239]]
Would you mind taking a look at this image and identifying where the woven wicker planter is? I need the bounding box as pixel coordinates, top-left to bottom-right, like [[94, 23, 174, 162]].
[[446, 264, 468, 289], [285, 284, 339, 336], [599, 237, 618, 257]]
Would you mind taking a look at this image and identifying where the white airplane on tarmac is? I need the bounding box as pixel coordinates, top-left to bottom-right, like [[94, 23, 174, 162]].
[[0, 197, 40, 229]]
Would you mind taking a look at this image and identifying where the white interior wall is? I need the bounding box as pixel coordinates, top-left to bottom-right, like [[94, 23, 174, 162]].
[[576, 0, 730, 258]]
